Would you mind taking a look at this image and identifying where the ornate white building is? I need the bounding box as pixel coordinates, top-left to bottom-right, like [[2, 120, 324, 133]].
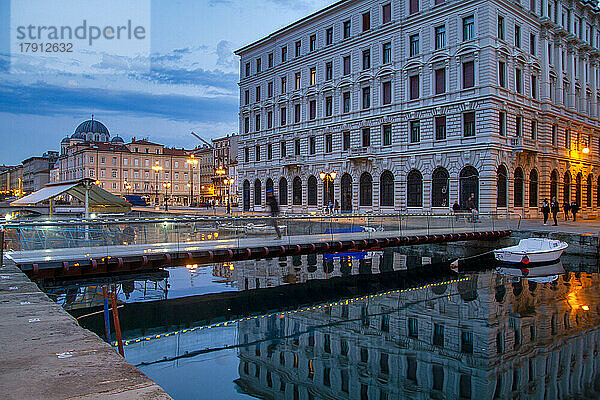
[[236, 0, 600, 217]]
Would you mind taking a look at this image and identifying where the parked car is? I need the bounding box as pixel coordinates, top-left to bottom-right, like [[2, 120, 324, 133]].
[[124, 195, 149, 206]]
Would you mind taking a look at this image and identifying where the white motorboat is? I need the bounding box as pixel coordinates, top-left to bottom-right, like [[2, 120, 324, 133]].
[[496, 260, 565, 283], [493, 238, 568, 264]]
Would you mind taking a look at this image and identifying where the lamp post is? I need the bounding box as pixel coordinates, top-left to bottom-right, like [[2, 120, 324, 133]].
[[186, 155, 198, 207], [319, 171, 337, 213], [215, 166, 226, 206], [224, 178, 235, 214], [163, 182, 171, 211], [152, 162, 163, 207]]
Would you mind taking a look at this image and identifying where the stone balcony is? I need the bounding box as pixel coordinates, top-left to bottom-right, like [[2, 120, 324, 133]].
[[348, 146, 376, 161], [510, 136, 538, 153], [282, 155, 305, 167]]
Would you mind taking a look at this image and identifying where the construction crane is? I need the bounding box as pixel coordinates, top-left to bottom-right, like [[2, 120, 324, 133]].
[[190, 131, 213, 148]]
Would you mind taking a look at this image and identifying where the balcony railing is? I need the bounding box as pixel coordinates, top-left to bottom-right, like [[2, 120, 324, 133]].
[[348, 146, 375, 161], [282, 155, 305, 167], [510, 137, 538, 153]]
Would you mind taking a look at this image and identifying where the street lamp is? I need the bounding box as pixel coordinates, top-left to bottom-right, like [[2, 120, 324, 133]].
[[319, 171, 337, 213], [186, 155, 198, 207], [152, 162, 163, 207], [163, 182, 171, 211], [223, 178, 235, 214], [215, 166, 226, 206]]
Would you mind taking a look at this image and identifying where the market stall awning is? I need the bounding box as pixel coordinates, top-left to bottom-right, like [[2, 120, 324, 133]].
[[11, 179, 131, 213]]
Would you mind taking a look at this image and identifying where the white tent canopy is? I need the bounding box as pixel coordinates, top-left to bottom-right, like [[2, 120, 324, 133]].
[[11, 178, 131, 213]]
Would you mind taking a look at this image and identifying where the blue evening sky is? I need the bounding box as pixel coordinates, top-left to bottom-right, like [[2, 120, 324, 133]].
[[0, 0, 332, 164]]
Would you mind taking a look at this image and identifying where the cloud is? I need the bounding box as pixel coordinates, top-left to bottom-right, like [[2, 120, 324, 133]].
[[0, 81, 238, 123], [216, 40, 235, 69]]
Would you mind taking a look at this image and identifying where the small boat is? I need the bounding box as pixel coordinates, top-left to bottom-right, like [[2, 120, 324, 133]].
[[493, 238, 568, 264], [496, 260, 565, 283]]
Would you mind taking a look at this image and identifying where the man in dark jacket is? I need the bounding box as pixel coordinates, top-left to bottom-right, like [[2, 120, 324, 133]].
[[550, 197, 560, 226], [571, 201, 579, 221], [266, 189, 282, 239], [563, 201, 570, 220]]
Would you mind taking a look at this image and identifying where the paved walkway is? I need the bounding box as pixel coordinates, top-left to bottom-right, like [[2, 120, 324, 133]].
[[518, 217, 600, 235], [0, 263, 171, 399]]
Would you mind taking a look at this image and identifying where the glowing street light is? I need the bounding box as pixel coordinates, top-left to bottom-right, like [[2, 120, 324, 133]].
[[186, 155, 199, 207], [319, 171, 337, 213], [583, 147, 590, 154], [152, 162, 163, 207]]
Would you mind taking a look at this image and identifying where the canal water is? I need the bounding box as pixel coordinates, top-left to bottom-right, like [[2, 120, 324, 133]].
[[38, 246, 600, 399]]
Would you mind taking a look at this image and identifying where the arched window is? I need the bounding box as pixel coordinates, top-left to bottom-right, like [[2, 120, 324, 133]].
[[307, 175, 317, 205], [243, 180, 250, 211], [279, 177, 288, 205], [341, 173, 352, 212], [265, 178, 273, 198], [587, 175, 593, 208], [550, 170, 558, 200], [563, 171, 571, 203], [292, 177, 302, 205], [497, 165, 508, 207], [529, 169, 538, 207], [359, 172, 372, 206], [254, 179, 262, 205], [459, 166, 479, 208], [576, 172, 582, 205], [407, 169, 423, 207], [431, 167, 449, 207], [380, 171, 394, 207], [514, 167, 524, 207]]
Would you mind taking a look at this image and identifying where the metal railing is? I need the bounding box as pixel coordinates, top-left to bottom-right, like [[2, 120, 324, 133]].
[[1, 212, 519, 255]]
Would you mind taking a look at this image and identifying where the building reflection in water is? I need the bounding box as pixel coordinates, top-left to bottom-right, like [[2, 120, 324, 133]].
[[234, 271, 600, 399]]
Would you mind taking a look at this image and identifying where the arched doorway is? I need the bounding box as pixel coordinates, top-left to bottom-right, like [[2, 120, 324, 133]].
[[359, 172, 372, 206], [497, 165, 508, 207], [307, 175, 317, 206], [380, 171, 394, 207], [587, 174, 593, 208], [254, 179, 262, 205], [576, 172, 582, 206], [341, 173, 352, 212], [459, 166, 479, 208], [514, 167, 523, 207], [431, 167, 449, 208], [292, 177, 302, 205], [265, 178, 273, 198], [243, 180, 250, 211], [279, 177, 288, 205], [407, 169, 423, 207], [529, 169, 538, 207], [563, 171, 571, 203], [550, 170, 558, 200]]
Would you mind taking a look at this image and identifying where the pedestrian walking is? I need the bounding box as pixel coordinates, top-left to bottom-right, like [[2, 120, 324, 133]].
[[563, 201, 570, 221], [541, 198, 550, 225], [550, 197, 560, 226], [266, 189, 282, 239], [452, 201, 461, 221], [571, 201, 579, 221], [334, 200, 340, 214]]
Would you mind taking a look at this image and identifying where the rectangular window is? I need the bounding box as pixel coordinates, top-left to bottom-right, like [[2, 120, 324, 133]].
[[565, 128, 571, 148], [463, 61, 474, 88], [309, 136, 316, 154], [530, 33, 536, 55], [255, 145, 260, 162], [463, 15, 474, 41], [461, 331, 474, 354], [245, 62, 250, 77], [516, 69, 523, 93], [362, 87, 370, 109], [408, 318, 418, 338], [256, 58, 261, 73], [362, 49, 370, 70], [516, 116, 522, 137], [326, 27, 333, 45], [295, 40, 301, 57], [498, 16, 505, 40], [244, 90, 249, 105], [515, 25, 521, 48], [464, 112, 475, 137], [255, 114, 261, 131], [325, 62, 333, 80], [309, 100, 316, 120], [244, 117, 249, 133], [407, 357, 418, 383], [268, 53, 273, 68], [531, 75, 538, 99], [343, 92, 351, 113], [382, 42, 392, 64], [410, 74, 419, 100], [281, 46, 287, 62], [267, 143, 273, 160], [410, 0, 419, 15], [433, 324, 444, 346], [409, 34, 419, 56], [435, 25, 446, 49], [244, 147, 249, 162], [382, 81, 392, 104], [310, 67, 316, 85], [383, 124, 392, 146], [267, 81, 273, 98], [325, 134, 333, 153], [410, 120, 421, 143], [499, 61, 506, 88], [267, 111, 273, 129], [343, 20, 351, 39], [280, 107, 287, 126], [499, 111, 506, 136], [343, 56, 351, 75], [295, 72, 301, 90], [435, 116, 446, 140], [281, 76, 287, 93], [294, 104, 301, 123], [281, 141, 287, 157], [295, 139, 301, 155], [255, 86, 261, 102], [362, 12, 370, 31], [362, 128, 370, 147], [531, 120, 537, 139], [343, 131, 351, 150], [551, 124, 557, 146], [435, 68, 446, 94], [325, 96, 332, 116], [309, 34, 316, 51], [382, 3, 391, 24]]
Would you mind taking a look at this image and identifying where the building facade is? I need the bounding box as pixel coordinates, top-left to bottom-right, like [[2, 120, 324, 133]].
[[212, 134, 239, 205], [0, 165, 22, 197], [58, 118, 198, 206], [236, 0, 600, 218], [21, 151, 59, 194]]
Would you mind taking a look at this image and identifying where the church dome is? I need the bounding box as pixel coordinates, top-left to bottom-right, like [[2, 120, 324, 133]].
[[61, 136, 70, 143], [74, 119, 109, 136], [111, 135, 125, 143]]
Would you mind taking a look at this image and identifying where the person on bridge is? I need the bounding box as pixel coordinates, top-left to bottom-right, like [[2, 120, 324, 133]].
[[550, 197, 560, 226], [266, 189, 282, 239], [541, 198, 550, 225]]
